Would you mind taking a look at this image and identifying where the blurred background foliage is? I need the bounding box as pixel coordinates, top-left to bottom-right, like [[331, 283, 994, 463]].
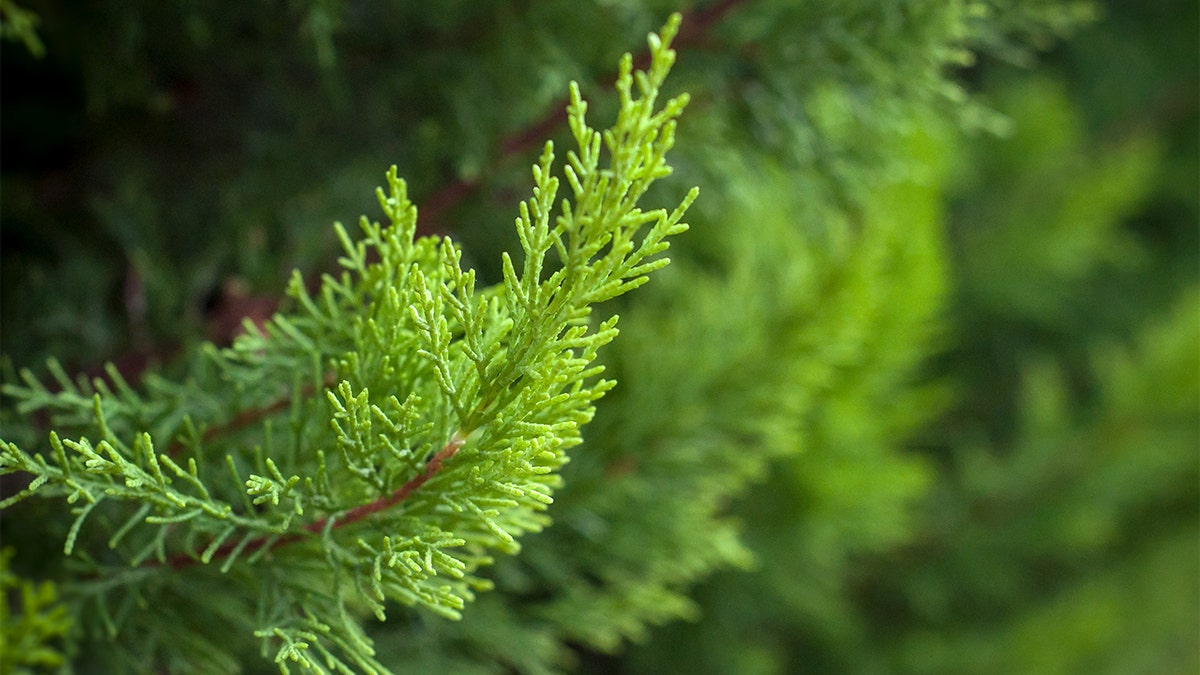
[[1, 0, 1196, 673]]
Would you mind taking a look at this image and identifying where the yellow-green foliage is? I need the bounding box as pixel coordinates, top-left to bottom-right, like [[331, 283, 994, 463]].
[[0, 17, 693, 673], [0, 548, 70, 672]]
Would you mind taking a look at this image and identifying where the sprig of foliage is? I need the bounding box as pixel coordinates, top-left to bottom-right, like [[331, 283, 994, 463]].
[[0, 14, 694, 672], [0, 0, 45, 58], [0, 548, 70, 672]]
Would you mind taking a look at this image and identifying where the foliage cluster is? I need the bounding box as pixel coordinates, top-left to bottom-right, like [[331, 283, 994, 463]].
[[1, 1, 1196, 674]]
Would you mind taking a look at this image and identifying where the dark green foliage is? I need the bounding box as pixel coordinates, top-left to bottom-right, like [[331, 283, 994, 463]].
[[2, 1, 1196, 674], [614, 3, 1198, 673]]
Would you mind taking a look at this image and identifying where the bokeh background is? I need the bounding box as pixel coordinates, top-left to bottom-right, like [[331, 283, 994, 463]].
[[2, 1, 1196, 672]]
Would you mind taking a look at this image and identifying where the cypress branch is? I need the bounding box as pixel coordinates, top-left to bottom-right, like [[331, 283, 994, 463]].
[[0, 14, 694, 672]]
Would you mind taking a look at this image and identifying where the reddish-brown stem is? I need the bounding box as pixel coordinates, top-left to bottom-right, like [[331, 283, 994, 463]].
[[164, 435, 464, 571], [163, 371, 339, 457], [305, 434, 464, 533]]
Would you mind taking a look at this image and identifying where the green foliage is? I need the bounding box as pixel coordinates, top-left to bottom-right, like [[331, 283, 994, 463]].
[[609, 119, 956, 675], [0, 0, 1094, 371], [2, 1, 1195, 674], [0, 548, 70, 672], [0, 0, 43, 58], [0, 16, 693, 672], [955, 75, 1161, 323], [891, 290, 1199, 675]]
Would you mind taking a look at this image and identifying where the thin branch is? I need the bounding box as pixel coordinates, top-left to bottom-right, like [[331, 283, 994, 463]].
[[163, 434, 465, 571], [163, 371, 339, 457], [304, 432, 464, 533]]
